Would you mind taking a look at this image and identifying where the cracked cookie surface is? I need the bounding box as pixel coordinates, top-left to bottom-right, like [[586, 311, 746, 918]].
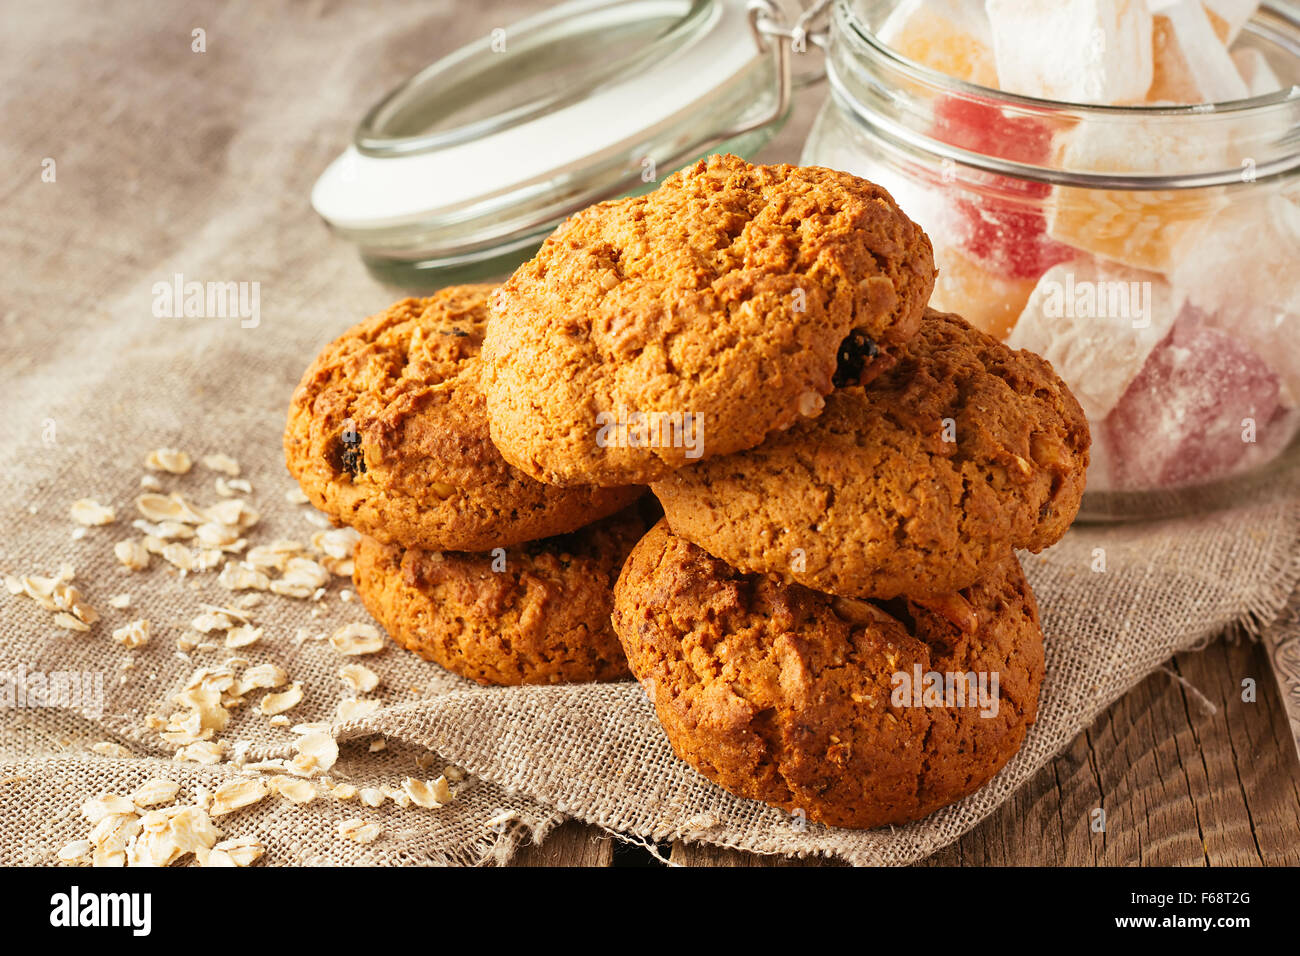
[[354, 503, 653, 686], [284, 285, 642, 551], [482, 154, 936, 487], [612, 521, 1044, 829], [651, 309, 1090, 599]]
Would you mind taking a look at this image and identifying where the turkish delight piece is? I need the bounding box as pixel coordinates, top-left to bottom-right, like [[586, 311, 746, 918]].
[[930, 96, 1074, 279], [1202, 0, 1259, 44], [1103, 313, 1296, 489], [1148, 0, 1249, 103], [879, 0, 998, 86], [1232, 47, 1284, 96], [951, 194, 1077, 279], [931, 245, 1040, 340], [1170, 195, 1300, 399], [984, 0, 1154, 104], [1006, 259, 1185, 421], [931, 95, 1056, 167], [1047, 119, 1229, 271]]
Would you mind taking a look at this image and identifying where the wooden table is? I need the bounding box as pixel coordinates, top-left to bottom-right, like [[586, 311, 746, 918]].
[[509, 635, 1300, 866]]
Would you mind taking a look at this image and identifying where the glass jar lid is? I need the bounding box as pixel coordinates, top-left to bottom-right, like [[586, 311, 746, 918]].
[[312, 0, 800, 285]]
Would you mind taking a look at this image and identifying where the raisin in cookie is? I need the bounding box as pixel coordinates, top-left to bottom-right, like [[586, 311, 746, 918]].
[[284, 286, 642, 551], [482, 154, 936, 487], [652, 309, 1090, 599], [613, 521, 1044, 830], [354, 503, 653, 685]]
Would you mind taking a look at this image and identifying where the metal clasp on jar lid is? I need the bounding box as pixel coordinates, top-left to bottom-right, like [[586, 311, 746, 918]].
[[312, 0, 831, 287]]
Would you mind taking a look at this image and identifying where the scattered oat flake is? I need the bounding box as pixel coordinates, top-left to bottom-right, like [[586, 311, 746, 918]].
[[403, 776, 451, 809], [144, 448, 192, 474], [216, 836, 264, 865], [135, 518, 195, 541], [338, 819, 381, 844], [270, 557, 330, 598], [88, 811, 140, 857], [81, 793, 137, 824], [284, 488, 309, 504], [359, 787, 385, 808], [57, 839, 92, 863], [337, 698, 379, 721], [54, 612, 91, 633], [311, 527, 359, 560], [218, 562, 271, 591], [260, 682, 303, 716], [205, 498, 257, 529], [200, 453, 240, 476], [220, 477, 253, 496], [108, 593, 132, 609], [331, 782, 358, 801], [224, 624, 262, 649], [296, 732, 338, 773], [338, 663, 380, 694], [199, 835, 263, 867], [209, 778, 268, 816], [176, 741, 226, 765], [485, 809, 518, 830], [70, 498, 116, 526], [160, 543, 195, 571], [330, 622, 384, 656], [196, 522, 241, 549], [135, 492, 207, 525], [191, 609, 235, 633], [131, 779, 180, 807], [112, 619, 151, 649], [368, 738, 386, 753], [127, 805, 220, 866], [235, 663, 287, 695], [269, 775, 317, 805]]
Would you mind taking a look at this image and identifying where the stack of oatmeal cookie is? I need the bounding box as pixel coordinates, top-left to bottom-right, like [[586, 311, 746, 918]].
[[284, 285, 652, 685], [285, 154, 1090, 829]]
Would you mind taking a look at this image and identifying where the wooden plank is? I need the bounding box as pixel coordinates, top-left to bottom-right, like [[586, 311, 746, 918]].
[[670, 842, 845, 867], [922, 636, 1300, 866], [508, 820, 614, 867]]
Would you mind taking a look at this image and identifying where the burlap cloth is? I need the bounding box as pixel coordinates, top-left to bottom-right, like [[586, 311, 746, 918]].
[[2, 0, 1299, 867]]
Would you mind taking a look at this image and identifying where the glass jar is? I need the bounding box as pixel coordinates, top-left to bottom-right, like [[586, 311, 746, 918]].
[[312, 0, 789, 287], [804, 0, 1300, 520]]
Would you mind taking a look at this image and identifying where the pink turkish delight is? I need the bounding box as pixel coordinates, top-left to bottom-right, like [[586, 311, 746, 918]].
[[930, 97, 1075, 279], [1102, 311, 1298, 489]]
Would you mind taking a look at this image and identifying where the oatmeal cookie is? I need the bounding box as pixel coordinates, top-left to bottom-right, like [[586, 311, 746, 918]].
[[652, 309, 1089, 598], [353, 504, 653, 685], [612, 521, 1044, 829], [284, 285, 642, 551], [482, 154, 936, 486]]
